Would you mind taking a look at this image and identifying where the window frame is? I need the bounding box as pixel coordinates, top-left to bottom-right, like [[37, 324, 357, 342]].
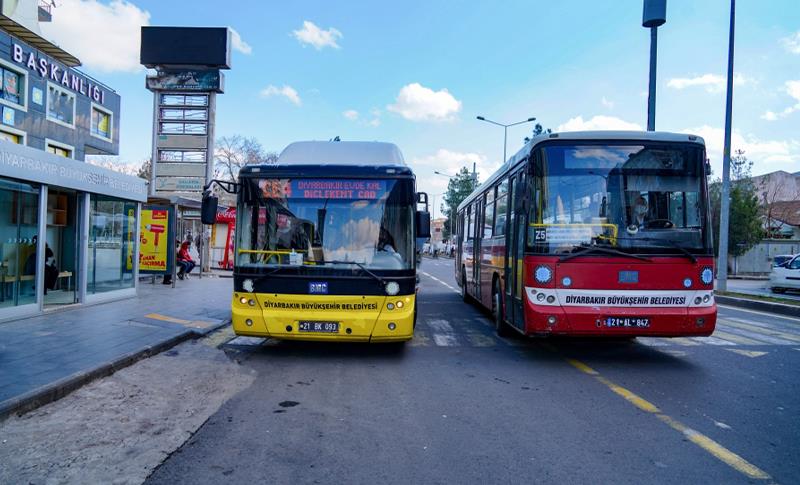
[[46, 81, 77, 129], [0, 125, 27, 145], [0, 58, 27, 112], [45, 138, 75, 159], [90, 102, 113, 142]]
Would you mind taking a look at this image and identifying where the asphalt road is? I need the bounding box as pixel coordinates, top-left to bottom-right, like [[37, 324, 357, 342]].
[[147, 258, 800, 484]]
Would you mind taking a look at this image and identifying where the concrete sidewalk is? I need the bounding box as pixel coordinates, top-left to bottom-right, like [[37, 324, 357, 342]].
[[0, 275, 233, 420]]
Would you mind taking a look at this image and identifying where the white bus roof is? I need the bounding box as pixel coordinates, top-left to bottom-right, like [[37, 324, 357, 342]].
[[277, 141, 407, 167], [458, 130, 707, 211]]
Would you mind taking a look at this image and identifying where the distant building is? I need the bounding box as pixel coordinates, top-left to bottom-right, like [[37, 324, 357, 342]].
[[430, 217, 446, 246], [751, 170, 800, 204], [762, 200, 800, 240], [0, 0, 146, 322]]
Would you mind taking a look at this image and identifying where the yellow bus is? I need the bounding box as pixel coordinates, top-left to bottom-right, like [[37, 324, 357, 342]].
[[202, 141, 430, 343]]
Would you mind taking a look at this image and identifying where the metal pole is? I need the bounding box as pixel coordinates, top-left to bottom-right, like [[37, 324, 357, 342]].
[[647, 27, 658, 131], [503, 126, 508, 163], [717, 0, 736, 292]]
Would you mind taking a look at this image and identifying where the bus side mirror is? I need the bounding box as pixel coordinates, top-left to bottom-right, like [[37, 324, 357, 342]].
[[416, 210, 431, 238], [417, 192, 429, 211], [201, 194, 218, 225]]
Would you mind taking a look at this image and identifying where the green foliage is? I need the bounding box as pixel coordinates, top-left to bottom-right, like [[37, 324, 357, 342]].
[[709, 150, 764, 257], [441, 167, 479, 239], [523, 123, 552, 144]]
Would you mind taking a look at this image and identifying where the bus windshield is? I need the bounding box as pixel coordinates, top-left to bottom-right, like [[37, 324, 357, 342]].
[[236, 177, 415, 270], [528, 143, 712, 255]]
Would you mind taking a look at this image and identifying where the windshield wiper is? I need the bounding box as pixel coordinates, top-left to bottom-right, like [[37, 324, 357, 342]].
[[324, 260, 385, 285], [614, 237, 698, 264], [560, 244, 652, 263]]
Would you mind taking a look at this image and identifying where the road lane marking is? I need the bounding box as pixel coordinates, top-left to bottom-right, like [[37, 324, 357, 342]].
[[432, 334, 458, 346], [566, 358, 771, 480], [426, 318, 454, 333], [636, 338, 670, 347], [691, 336, 737, 346], [725, 349, 768, 358], [466, 333, 497, 347], [420, 271, 461, 294], [145, 313, 192, 324], [711, 330, 767, 346], [717, 304, 800, 323], [718, 319, 800, 344], [671, 337, 702, 346], [410, 331, 431, 347]]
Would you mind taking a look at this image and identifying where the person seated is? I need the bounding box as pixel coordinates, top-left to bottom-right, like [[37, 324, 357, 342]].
[[177, 241, 196, 280], [377, 226, 396, 253]]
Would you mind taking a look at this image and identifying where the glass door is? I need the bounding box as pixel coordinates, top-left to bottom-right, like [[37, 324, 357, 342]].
[[0, 178, 39, 311], [43, 189, 80, 308]]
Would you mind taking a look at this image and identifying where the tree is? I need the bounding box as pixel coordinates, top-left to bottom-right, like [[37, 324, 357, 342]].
[[441, 167, 479, 240], [137, 158, 151, 181], [214, 135, 278, 182], [709, 150, 763, 258], [523, 123, 552, 144], [756, 172, 800, 238]]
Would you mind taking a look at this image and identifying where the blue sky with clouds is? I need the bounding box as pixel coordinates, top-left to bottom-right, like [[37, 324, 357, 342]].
[[40, 0, 799, 216]]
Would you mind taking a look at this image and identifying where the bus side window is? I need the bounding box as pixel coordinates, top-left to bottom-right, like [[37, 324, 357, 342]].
[[485, 190, 495, 238]]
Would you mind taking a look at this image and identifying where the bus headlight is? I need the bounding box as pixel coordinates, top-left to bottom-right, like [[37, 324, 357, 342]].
[[702, 294, 711, 303], [700, 267, 713, 285], [534, 265, 553, 284], [385, 281, 400, 296]]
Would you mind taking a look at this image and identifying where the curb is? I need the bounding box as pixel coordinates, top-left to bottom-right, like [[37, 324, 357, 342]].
[[716, 295, 800, 319], [0, 330, 196, 422]]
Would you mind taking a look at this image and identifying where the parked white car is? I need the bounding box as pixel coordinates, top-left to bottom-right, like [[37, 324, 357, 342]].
[[770, 254, 800, 293]]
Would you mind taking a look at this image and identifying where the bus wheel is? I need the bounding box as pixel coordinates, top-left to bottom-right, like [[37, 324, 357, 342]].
[[493, 280, 513, 338]]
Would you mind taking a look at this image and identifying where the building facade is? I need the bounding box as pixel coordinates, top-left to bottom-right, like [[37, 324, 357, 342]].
[[0, 2, 146, 322]]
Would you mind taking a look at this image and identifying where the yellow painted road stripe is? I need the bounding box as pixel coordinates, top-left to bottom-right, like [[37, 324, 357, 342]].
[[655, 414, 770, 480], [145, 313, 192, 324], [567, 357, 771, 481]]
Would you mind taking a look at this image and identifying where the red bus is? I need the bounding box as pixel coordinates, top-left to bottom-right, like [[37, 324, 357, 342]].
[[455, 131, 716, 337]]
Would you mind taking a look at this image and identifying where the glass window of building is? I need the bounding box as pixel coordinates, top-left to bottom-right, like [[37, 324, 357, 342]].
[[46, 141, 73, 158], [160, 108, 207, 121], [88, 194, 136, 294], [0, 62, 25, 108], [46, 84, 76, 127], [159, 121, 207, 135], [158, 150, 206, 162], [161, 94, 208, 106], [0, 127, 24, 144], [91, 104, 112, 140], [0, 177, 40, 309]]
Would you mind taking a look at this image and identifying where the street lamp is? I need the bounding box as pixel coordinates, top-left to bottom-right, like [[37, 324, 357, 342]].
[[643, 0, 667, 131], [476, 115, 536, 165]]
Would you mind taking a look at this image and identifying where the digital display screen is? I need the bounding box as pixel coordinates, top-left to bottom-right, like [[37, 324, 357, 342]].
[[259, 179, 388, 200]]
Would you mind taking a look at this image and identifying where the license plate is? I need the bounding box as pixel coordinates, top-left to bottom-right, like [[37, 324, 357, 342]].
[[298, 321, 339, 333], [605, 317, 650, 328]]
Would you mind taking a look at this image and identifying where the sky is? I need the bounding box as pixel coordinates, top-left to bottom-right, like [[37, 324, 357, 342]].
[[39, 0, 799, 218]]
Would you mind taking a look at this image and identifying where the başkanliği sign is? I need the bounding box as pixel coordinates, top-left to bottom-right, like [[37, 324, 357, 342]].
[[11, 43, 108, 104]]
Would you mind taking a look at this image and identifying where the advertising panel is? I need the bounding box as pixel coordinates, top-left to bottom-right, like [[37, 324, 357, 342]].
[[139, 205, 175, 274]]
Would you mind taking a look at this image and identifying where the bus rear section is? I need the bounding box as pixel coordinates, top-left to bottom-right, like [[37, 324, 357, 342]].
[[456, 132, 717, 338], [227, 141, 428, 343], [519, 256, 716, 337]]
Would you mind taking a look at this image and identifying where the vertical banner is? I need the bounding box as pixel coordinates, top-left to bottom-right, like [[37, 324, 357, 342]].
[[139, 205, 175, 274], [123, 203, 137, 273]]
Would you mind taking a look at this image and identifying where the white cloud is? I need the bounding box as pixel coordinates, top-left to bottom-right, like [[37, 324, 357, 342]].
[[230, 28, 252, 55], [682, 125, 800, 175], [782, 31, 800, 54], [260, 85, 301, 105], [387, 83, 462, 122], [666, 73, 750, 93], [760, 80, 800, 121], [343, 109, 359, 120], [557, 115, 642, 132], [39, 0, 150, 73], [292, 21, 342, 50], [601, 96, 614, 109]]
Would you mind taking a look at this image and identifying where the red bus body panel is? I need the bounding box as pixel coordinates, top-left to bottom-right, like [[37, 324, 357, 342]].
[[517, 255, 716, 337]]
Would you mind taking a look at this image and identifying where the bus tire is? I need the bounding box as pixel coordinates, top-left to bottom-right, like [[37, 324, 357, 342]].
[[493, 280, 513, 338]]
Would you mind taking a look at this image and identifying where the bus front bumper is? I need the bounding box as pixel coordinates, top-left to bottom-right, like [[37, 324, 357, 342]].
[[231, 292, 415, 342]]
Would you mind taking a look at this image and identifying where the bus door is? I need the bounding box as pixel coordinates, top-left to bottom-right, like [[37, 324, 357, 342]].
[[472, 199, 483, 299], [464, 204, 474, 290], [507, 171, 527, 330], [455, 211, 464, 281]]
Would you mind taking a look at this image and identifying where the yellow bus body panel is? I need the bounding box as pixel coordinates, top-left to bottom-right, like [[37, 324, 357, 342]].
[[231, 292, 415, 342]]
